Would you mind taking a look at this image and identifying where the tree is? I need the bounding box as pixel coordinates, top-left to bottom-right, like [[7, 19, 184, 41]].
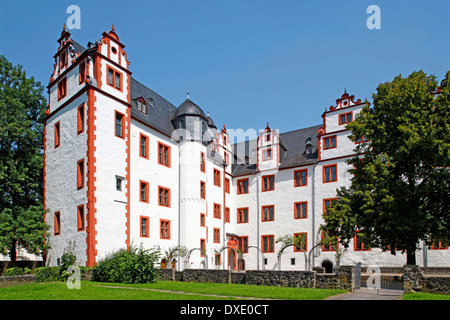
[[0, 55, 50, 263], [321, 70, 450, 265]]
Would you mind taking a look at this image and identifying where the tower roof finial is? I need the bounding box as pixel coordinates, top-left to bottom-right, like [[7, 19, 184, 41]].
[[112, 23, 115, 31], [187, 91, 190, 99]]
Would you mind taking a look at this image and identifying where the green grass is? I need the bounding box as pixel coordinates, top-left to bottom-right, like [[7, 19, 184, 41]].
[[402, 292, 450, 300], [0, 281, 346, 300]]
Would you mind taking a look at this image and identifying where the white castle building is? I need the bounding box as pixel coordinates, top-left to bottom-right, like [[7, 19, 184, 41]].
[[43, 26, 449, 271]]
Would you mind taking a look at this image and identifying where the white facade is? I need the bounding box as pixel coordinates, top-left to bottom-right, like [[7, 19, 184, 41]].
[[43, 27, 449, 271]]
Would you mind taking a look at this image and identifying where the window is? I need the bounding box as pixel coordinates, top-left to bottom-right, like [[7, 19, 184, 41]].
[[339, 112, 352, 125], [77, 205, 84, 231], [79, 60, 85, 84], [294, 233, 307, 252], [200, 213, 205, 227], [200, 181, 206, 199], [77, 159, 84, 190], [224, 178, 230, 194], [430, 240, 448, 250], [140, 216, 149, 238], [200, 152, 205, 172], [213, 169, 221, 187], [262, 175, 275, 191], [158, 142, 171, 167], [263, 148, 272, 161], [54, 121, 60, 148], [107, 67, 122, 90], [237, 178, 249, 194], [355, 136, 369, 144], [214, 254, 221, 266], [323, 136, 336, 150], [323, 198, 337, 215], [294, 169, 307, 187], [322, 231, 338, 251], [140, 133, 149, 159], [238, 236, 248, 253], [323, 164, 337, 183], [294, 202, 307, 219], [213, 203, 221, 219], [116, 176, 124, 191], [137, 98, 147, 114], [200, 239, 206, 257], [237, 208, 249, 223], [354, 231, 370, 251], [57, 77, 67, 100], [225, 207, 230, 223], [266, 133, 271, 142], [54, 212, 61, 235], [213, 228, 220, 243], [140, 180, 149, 203], [262, 235, 274, 253], [262, 205, 274, 222], [77, 104, 85, 135], [158, 186, 170, 207], [160, 219, 170, 239], [115, 111, 124, 138], [59, 50, 67, 69]]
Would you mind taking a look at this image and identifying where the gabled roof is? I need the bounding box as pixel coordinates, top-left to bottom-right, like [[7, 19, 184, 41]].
[[232, 124, 322, 176]]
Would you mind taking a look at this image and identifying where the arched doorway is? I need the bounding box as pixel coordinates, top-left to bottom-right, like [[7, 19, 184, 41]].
[[322, 260, 333, 273]]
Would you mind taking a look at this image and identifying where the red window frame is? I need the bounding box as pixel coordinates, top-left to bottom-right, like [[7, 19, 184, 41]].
[[430, 240, 448, 250], [79, 60, 86, 84], [107, 66, 122, 91], [354, 231, 371, 251], [323, 135, 337, 150], [294, 233, 307, 252], [213, 203, 221, 219], [294, 169, 307, 187], [224, 177, 230, 194], [262, 205, 275, 222], [262, 175, 275, 192], [77, 205, 85, 231], [200, 181, 206, 199], [139, 133, 149, 159], [323, 164, 337, 183], [54, 211, 61, 235], [200, 239, 206, 257], [323, 198, 337, 215], [238, 236, 249, 253], [160, 219, 171, 239], [213, 169, 221, 187], [115, 111, 125, 139], [262, 235, 275, 253], [158, 186, 171, 207], [77, 159, 84, 190], [54, 121, 61, 148], [225, 207, 230, 223], [262, 148, 272, 161], [139, 180, 149, 203], [200, 213, 205, 227], [158, 142, 171, 167], [237, 178, 249, 194], [339, 112, 353, 125], [140, 216, 149, 238], [57, 77, 67, 101], [200, 152, 205, 172], [322, 231, 339, 251], [77, 104, 85, 135], [294, 202, 307, 219], [237, 207, 249, 224], [213, 228, 220, 243]]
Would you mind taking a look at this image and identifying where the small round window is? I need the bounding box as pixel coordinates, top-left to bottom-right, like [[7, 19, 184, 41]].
[[111, 47, 117, 54]]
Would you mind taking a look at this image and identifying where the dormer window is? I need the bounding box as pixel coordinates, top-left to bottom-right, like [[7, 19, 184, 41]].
[[137, 98, 147, 115], [149, 97, 154, 107]]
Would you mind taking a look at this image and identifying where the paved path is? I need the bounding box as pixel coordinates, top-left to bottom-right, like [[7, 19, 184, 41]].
[[327, 288, 403, 300]]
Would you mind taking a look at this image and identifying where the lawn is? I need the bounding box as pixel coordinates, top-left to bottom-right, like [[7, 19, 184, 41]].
[[402, 292, 450, 300], [0, 281, 346, 300]]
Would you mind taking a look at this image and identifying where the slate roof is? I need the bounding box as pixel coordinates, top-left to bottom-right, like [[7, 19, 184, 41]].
[[232, 125, 322, 176], [171, 98, 207, 120]]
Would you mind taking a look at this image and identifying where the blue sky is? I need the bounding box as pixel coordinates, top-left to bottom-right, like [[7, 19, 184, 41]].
[[1, 0, 449, 137]]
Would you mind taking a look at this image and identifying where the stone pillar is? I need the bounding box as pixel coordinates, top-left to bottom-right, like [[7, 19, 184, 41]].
[[403, 265, 424, 294], [336, 266, 355, 291]]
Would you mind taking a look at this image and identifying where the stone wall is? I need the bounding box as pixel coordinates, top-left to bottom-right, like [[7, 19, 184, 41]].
[[157, 266, 354, 291], [403, 265, 450, 295]]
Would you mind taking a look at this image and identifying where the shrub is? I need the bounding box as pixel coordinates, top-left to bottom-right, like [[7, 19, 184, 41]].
[[92, 244, 160, 284], [34, 267, 61, 282], [4, 267, 24, 277]]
